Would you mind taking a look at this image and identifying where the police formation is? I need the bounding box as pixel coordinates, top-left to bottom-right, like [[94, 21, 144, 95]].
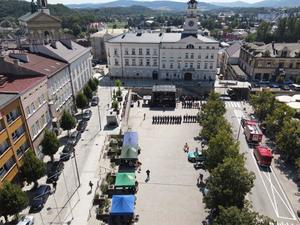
[[152, 115, 199, 125], [181, 101, 200, 109]]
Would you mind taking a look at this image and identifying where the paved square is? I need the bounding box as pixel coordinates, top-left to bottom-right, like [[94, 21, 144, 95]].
[[128, 103, 207, 225]]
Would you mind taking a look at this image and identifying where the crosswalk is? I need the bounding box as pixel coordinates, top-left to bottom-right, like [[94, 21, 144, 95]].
[[224, 101, 243, 109]]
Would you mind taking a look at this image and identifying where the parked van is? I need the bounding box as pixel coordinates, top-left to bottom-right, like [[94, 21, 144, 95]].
[[254, 146, 273, 167]]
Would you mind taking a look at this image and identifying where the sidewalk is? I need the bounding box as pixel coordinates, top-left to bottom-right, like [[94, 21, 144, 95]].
[[64, 134, 106, 225]]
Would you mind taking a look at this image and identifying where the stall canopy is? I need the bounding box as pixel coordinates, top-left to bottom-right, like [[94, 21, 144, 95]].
[[110, 195, 135, 215], [121, 132, 139, 159], [115, 172, 136, 187]]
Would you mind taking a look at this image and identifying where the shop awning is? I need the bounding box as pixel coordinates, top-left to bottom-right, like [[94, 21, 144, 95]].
[[110, 195, 135, 215], [120, 146, 138, 159], [115, 172, 135, 187], [123, 132, 138, 146]]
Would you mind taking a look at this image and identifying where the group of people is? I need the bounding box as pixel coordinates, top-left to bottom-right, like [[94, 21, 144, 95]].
[[152, 115, 200, 124], [183, 115, 199, 123], [181, 101, 200, 109], [152, 115, 182, 124]]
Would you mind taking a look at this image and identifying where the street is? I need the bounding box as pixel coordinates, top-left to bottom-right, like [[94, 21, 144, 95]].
[[27, 85, 114, 225], [224, 101, 299, 225]]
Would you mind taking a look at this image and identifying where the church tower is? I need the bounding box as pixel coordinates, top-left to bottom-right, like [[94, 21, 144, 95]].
[[183, 0, 199, 37]]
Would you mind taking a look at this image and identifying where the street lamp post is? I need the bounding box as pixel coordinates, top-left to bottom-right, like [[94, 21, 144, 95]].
[[236, 117, 243, 141], [97, 105, 102, 131]]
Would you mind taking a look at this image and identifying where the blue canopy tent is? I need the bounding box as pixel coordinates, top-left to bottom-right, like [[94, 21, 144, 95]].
[[123, 132, 138, 147], [110, 195, 135, 216]]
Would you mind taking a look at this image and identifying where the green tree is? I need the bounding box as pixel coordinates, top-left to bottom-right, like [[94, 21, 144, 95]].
[[76, 92, 88, 116], [250, 91, 276, 122], [88, 78, 97, 92], [0, 182, 28, 222], [204, 157, 255, 209], [214, 205, 276, 225], [256, 21, 272, 43], [264, 102, 295, 139], [204, 128, 240, 172], [115, 79, 122, 97], [83, 85, 93, 100], [20, 150, 45, 188], [201, 115, 231, 141], [276, 119, 300, 164], [41, 129, 60, 162], [60, 110, 76, 136]]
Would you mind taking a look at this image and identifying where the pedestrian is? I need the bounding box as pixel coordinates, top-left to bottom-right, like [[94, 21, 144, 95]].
[[89, 181, 93, 190], [52, 181, 57, 191], [199, 173, 203, 181], [146, 169, 150, 179], [144, 113, 146, 120]]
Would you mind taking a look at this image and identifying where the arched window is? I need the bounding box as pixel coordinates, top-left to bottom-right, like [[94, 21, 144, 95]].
[[186, 44, 194, 49]]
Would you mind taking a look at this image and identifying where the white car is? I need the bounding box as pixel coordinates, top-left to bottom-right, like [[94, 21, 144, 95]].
[[17, 215, 34, 225]]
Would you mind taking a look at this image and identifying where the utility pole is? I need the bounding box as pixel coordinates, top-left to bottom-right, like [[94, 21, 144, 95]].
[[97, 104, 102, 131]]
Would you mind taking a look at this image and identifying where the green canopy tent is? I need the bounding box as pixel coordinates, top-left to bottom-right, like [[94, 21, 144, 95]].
[[115, 172, 136, 187]]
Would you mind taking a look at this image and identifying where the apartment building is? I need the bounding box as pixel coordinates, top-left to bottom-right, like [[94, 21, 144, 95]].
[[0, 75, 50, 158], [0, 93, 33, 186], [239, 42, 300, 81]]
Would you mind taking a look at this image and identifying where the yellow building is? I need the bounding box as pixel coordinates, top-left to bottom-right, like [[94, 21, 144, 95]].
[[0, 93, 33, 186]]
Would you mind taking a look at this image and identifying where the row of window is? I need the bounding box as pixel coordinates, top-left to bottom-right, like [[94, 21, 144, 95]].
[[162, 62, 214, 70], [256, 61, 300, 69], [50, 72, 70, 95], [0, 157, 16, 180], [25, 94, 46, 118], [121, 58, 158, 67], [121, 48, 158, 56], [31, 111, 50, 139], [0, 139, 10, 156]]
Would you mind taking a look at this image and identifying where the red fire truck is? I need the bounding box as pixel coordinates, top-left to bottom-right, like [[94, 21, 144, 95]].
[[244, 121, 263, 144], [254, 146, 273, 167]]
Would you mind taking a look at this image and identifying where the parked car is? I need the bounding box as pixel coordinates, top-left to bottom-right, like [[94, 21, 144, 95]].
[[77, 120, 87, 132], [188, 149, 204, 163], [17, 215, 34, 225], [60, 145, 74, 161], [269, 84, 279, 88], [46, 161, 64, 183], [31, 185, 51, 211], [83, 110, 92, 120], [91, 96, 99, 106], [68, 131, 81, 146], [280, 85, 290, 91]]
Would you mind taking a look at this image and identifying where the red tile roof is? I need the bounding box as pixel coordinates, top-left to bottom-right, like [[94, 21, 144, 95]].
[[0, 75, 46, 94], [5, 51, 68, 77]]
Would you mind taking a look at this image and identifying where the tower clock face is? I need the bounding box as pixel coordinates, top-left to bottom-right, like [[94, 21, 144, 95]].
[[188, 20, 195, 27]]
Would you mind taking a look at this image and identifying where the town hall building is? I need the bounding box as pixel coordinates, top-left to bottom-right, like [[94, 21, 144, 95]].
[[106, 0, 219, 81]]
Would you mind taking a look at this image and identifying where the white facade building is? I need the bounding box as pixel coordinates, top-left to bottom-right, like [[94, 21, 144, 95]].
[[106, 0, 218, 81]]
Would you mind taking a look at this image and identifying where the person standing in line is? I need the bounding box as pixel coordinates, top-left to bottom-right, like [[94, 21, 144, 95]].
[[89, 181, 93, 191]]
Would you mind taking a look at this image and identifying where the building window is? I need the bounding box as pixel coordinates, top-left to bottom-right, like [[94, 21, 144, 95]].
[[185, 63, 188, 68], [153, 59, 158, 66], [210, 63, 213, 69], [114, 59, 119, 66], [185, 53, 189, 59], [6, 108, 20, 124], [162, 64, 166, 69], [146, 49, 150, 55], [205, 54, 209, 59], [153, 49, 157, 55], [132, 59, 136, 66], [190, 63, 193, 68], [204, 63, 208, 69], [212, 46, 215, 49], [16, 141, 29, 158], [198, 54, 201, 59], [114, 48, 118, 56], [125, 48, 129, 55], [170, 63, 173, 69], [139, 58, 143, 66], [132, 48, 136, 55], [0, 139, 10, 155], [210, 54, 214, 59], [178, 63, 181, 69], [199, 46, 202, 49], [146, 59, 150, 66], [197, 63, 201, 69], [139, 48, 143, 55], [206, 46, 210, 49], [11, 126, 25, 142], [187, 44, 195, 49], [125, 59, 129, 66]]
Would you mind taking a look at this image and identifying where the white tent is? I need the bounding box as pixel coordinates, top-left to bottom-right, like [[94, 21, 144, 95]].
[[275, 95, 292, 103], [287, 102, 300, 112], [292, 95, 300, 102]]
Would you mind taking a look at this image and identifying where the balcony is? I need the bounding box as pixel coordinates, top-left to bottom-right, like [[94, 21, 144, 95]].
[[11, 126, 25, 143], [6, 112, 21, 125]]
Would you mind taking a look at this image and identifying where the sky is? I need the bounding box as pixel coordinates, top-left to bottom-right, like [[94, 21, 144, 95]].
[[39, 0, 263, 5]]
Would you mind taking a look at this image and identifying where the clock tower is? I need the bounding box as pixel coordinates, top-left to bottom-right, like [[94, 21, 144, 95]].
[[183, 0, 199, 37]]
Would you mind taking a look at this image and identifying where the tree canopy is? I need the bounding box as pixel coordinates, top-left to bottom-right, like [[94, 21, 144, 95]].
[[76, 92, 88, 111], [41, 129, 60, 161], [0, 182, 28, 222], [20, 150, 45, 187], [83, 85, 93, 100], [204, 157, 255, 210], [60, 110, 76, 135]]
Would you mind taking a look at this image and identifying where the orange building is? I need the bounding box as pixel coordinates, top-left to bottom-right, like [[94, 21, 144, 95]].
[[0, 93, 33, 186]]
